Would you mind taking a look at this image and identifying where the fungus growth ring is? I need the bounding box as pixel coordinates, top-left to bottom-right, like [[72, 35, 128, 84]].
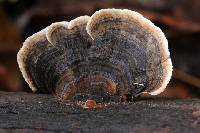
[[17, 9, 173, 103]]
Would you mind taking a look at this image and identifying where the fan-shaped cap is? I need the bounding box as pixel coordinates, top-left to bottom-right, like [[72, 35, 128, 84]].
[[87, 9, 172, 95], [17, 9, 172, 102]]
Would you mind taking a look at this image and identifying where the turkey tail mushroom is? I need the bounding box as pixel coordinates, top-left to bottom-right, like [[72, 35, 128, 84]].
[[87, 9, 172, 96], [17, 9, 172, 103]]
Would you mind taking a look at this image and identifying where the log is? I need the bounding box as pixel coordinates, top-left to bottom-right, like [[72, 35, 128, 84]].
[[0, 91, 199, 133]]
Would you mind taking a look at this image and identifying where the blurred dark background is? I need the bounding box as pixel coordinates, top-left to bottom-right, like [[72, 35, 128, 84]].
[[0, 0, 199, 98]]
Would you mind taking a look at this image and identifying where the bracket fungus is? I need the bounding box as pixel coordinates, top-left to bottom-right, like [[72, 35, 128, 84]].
[[17, 9, 172, 103]]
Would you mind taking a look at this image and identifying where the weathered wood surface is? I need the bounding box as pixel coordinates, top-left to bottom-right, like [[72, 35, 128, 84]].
[[0, 91, 200, 133]]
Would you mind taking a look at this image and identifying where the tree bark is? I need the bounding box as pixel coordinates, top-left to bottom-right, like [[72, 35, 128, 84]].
[[0, 91, 199, 133]]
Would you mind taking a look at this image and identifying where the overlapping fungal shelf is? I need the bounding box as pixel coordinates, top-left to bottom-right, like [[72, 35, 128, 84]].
[[17, 9, 172, 102]]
